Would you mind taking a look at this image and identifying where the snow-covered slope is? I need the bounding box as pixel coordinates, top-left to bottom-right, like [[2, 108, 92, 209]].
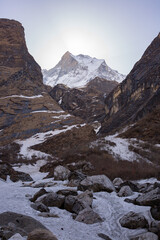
[[43, 52, 125, 88]]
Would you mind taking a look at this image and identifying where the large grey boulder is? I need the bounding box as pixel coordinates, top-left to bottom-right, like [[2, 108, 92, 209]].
[[119, 211, 148, 229], [64, 190, 93, 214], [27, 229, 58, 240], [41, 193, 65, 208], [75, 208, 103, 224], [118, 186, 133, 197], [130, 232, 158, 240], [72, 190, 93, 214], [54, 165, 70, 181], [136, 188, 160, 206], [78, 175, 115, 192], [0, 212, 48, 239]]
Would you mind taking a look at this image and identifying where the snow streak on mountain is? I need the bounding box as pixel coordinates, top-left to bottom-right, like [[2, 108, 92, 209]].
[[43, 52, 126, 88]]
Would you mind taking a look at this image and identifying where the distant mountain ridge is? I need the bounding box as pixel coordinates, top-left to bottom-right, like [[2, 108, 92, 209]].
[[43, 51, 125, 88]]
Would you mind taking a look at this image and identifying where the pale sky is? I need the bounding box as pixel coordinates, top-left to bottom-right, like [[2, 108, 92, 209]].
[[0, 0, 160, 74]]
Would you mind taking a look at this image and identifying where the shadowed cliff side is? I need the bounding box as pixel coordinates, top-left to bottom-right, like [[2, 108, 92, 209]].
[[100, 33, 160, 135]]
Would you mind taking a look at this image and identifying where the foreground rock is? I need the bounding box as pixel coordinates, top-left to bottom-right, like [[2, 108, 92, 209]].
[[75, 208, 103, 224], [78, 175, 115, 192], [136, 188, 160, 206], [130, 232, 158, 240], [119, 211, 148, 229], [27, 229, 58, 240], [0, 212, 47, 239]]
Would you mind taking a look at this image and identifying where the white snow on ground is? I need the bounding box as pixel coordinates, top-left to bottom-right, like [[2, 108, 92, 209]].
[[91, 131, 151, 162], [31, 110, 64, 114], [16, 125, 84, 160], [0, 95, 43, 99], [52, 114, 71, 119], [103, 134, 139, 161], [13, 160, 48, 181], [0, 170, 152, 240]]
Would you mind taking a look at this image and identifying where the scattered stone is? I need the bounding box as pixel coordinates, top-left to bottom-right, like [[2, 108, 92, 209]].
[[149, 221, 160, 236], [27, 229, 58, 240], [32, 182, 56, 188], [130, 232, 158, 240], [0, 162, 33, 182], [124, 198, 136, 204], [98, 233, 112, 240], [72, 190, 93, 214], [8, 233, 25, 240], [119, 211, 148, 229], [10, 171, 33, 182], [136, 188, 160, 206], [30, 188, 48, 202], [150, 206, 160, 221], [38, 213, 59, 218], [137, 183, 155, 193], [63, 190, 93, 214], [67, 160, 93, 172], [30, 202, 49, 213], [64, 195, 76, 213], [54, 165, 70, 181], [68, 170, 86, 187], [120, 181, 139, 192], [75, 208, 103, 224], [113, 177, 123, 188], [118, 186, 133, 197], [41, 193, 65, 208], [56, 189, 77, 196], [78, 175, 115, 192]]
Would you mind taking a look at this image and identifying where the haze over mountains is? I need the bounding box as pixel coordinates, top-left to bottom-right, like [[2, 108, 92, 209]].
[[43, 51, 125, 88]]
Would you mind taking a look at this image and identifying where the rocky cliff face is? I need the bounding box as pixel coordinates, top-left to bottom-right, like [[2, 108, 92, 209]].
[[0, 19, 82, 147], [100, 33, 160, 134], [49, 77, 118, 122], [0, 19, 42, 94]]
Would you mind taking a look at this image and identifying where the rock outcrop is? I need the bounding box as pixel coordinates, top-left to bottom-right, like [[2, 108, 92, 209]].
[[100, 33, 160, 135], [49, 77, 118, 122], [0, 19, 82, 153]]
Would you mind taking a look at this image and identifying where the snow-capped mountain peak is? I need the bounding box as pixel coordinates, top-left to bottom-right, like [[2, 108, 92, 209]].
[[43, 52, 125, 88]]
